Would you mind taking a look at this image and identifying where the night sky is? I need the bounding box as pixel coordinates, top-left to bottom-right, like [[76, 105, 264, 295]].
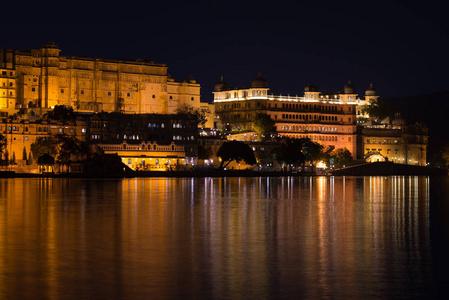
[[3, 0, 449, 103]]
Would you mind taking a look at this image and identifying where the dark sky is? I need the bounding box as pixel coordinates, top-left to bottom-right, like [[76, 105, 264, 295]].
[[2, 0, 449, 103]]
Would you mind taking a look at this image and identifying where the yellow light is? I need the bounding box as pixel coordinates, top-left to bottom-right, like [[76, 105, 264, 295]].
[[317, 161, 326, 168]]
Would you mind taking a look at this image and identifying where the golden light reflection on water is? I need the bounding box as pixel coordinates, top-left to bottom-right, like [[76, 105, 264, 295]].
[[0, 176, 438, 299]]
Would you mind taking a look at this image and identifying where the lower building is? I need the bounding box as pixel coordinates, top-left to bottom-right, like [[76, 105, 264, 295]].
[[362, 117, 428, 166], [0, 111, 199, 172], [0, 118, 84, 165], [99, 141, 190, 171]]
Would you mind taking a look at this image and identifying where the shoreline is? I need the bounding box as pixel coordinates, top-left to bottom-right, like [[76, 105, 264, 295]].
[[1, 165, 447, 179]]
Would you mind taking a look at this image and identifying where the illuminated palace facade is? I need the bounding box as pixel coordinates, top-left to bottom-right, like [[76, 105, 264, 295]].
[[213, 75, 428, 165], [362, 118, 428, 165], [213, 75, 379, 159], [0, 41, 201, 116]]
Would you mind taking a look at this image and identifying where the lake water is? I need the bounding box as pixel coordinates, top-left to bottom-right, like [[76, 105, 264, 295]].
[[1, 176, 449, 299]]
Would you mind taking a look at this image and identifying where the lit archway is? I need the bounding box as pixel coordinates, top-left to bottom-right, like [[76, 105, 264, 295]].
[[364, 151, 387, 163]]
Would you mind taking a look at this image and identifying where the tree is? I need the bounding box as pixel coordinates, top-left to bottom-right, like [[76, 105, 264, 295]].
[[330, 148, 353, 167], [23, 147, 27, 161], [271, 138, 305, 167], [176, 104, 210, 126], [271, 137, 325, 171], [27, 152, 33, 165], [253, 113, 276, 141], [3, 150, 9, 167], [11, 151, 16, 165], [198, 145, 214, 160], [0, 134, 6, 162], [216, 141, 256, 169], [56, 135, 91, 171], [44, 105, 77, 123], [30, 136, 59, 159], [361, 98, 394, 121], [299, 137, 324, 164]]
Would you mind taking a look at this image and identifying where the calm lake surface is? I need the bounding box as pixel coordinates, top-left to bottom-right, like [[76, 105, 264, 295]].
[[1, 176, 449, 299]]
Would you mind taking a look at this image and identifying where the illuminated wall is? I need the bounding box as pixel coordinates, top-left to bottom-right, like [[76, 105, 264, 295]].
[[0, 119, 84, 163], [363, 125, 428, 166], [99, 141, 188, 171], [214, 82, 359, 158], [0, 42, 201, 115]]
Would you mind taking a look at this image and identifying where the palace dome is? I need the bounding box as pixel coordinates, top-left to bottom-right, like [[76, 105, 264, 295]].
[[344, 81, 356, 94], [304, 84, 319, 92], [214, 76, 229, 92], [365, 83, 378, 96], [250, 73, 268, 88]]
